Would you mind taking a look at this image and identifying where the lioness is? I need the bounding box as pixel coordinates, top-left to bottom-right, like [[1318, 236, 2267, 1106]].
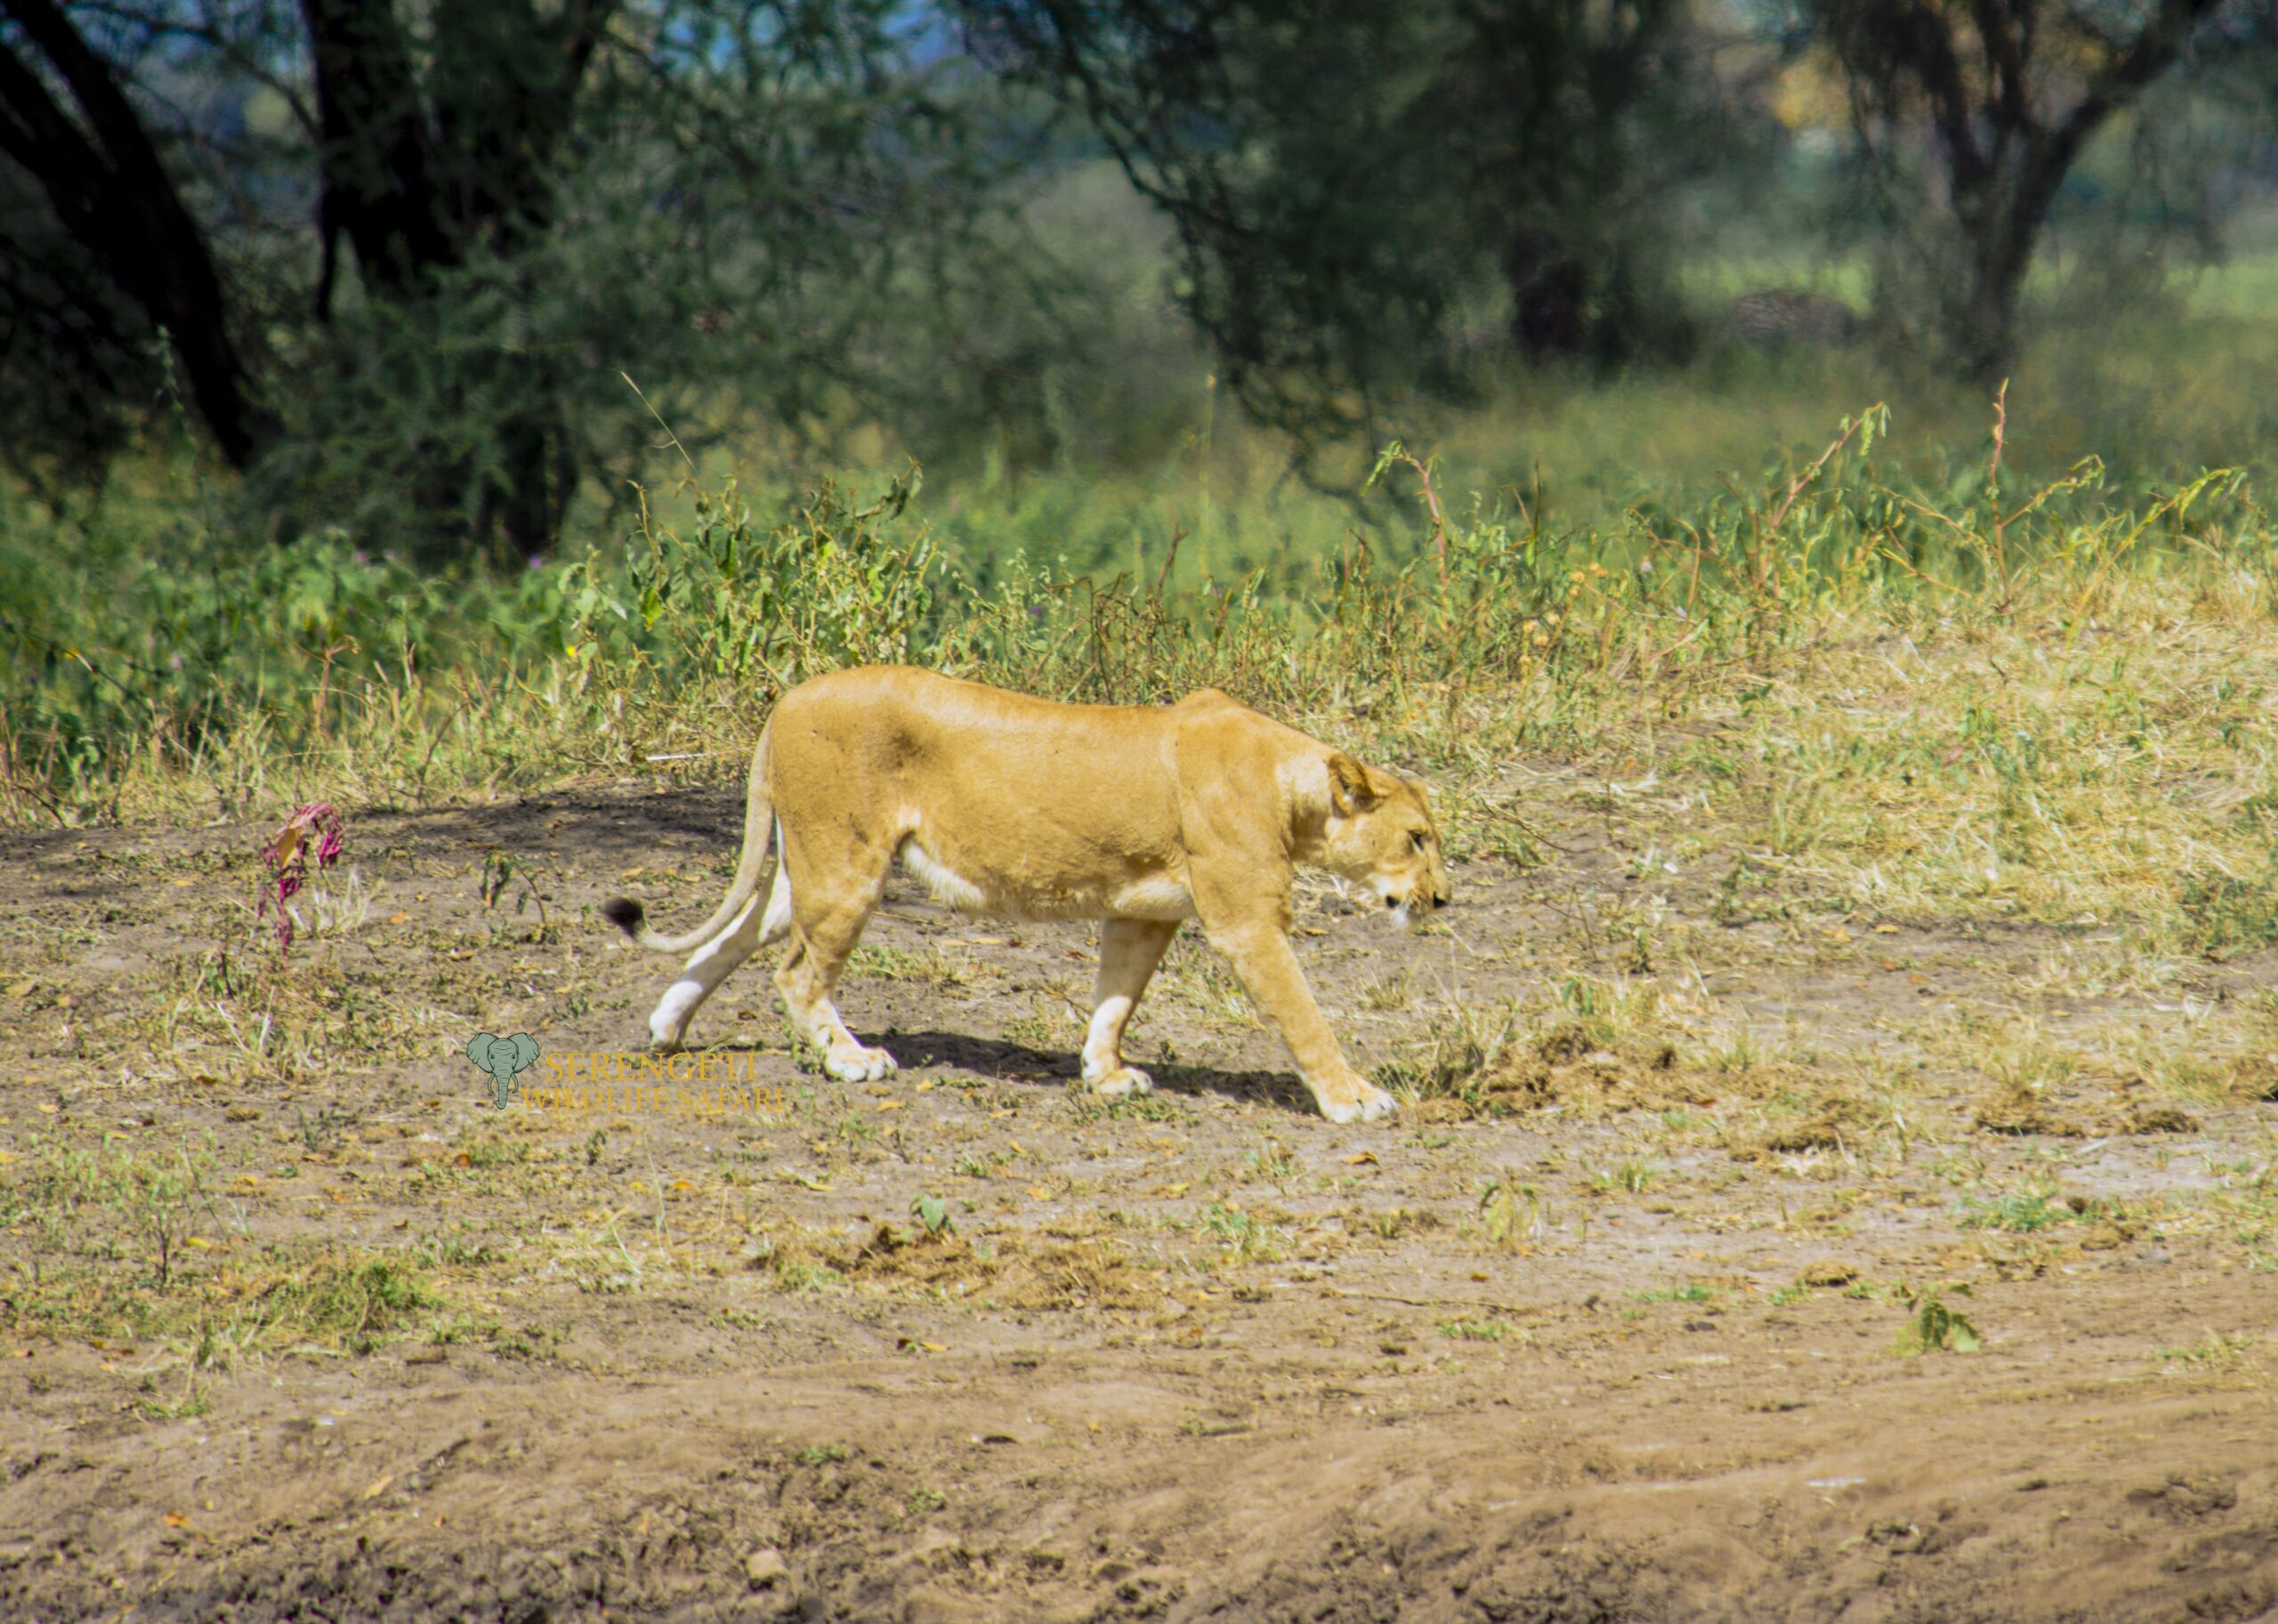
[[602, 667, 1448, 1122]]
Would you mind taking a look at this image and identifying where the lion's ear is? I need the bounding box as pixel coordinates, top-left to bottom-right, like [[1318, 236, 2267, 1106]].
[[1326, 752, 1382, 816]]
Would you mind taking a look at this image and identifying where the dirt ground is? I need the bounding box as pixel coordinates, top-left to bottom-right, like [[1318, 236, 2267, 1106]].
[[3, 770, 2276, 1622]]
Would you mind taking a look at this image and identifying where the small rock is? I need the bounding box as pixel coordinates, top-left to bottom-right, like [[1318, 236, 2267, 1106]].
[[746, 1547, 789, 1588]]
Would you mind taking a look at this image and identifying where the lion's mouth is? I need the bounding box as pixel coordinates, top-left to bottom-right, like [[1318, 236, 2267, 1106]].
[[1384, 889, 1449, 928]]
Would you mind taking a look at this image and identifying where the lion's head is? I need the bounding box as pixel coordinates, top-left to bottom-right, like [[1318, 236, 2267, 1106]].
[[1317, 754, 1450, 927]]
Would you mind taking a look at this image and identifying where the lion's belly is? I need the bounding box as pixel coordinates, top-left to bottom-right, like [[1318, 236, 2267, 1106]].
[[895, 836, 1193, 923]]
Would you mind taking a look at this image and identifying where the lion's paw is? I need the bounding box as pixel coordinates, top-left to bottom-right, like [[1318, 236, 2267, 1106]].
[[826, 1045, 899, 1084], [1319, 1082, 1399, 1125], [1086, 1064, 1155, 1098]]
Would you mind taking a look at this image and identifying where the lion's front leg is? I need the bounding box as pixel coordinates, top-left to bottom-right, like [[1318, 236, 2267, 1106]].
[[1196, 911, 1396, 1125], [1083, 918, 1179, 1095]]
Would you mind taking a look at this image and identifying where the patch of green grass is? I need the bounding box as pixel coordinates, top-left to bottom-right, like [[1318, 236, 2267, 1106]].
[[1959, 1190, 2071, 1233], [1200, 1202, 1282, 1262], [1634, 1282, 1717, 1305], [1001, 1014, 1056, 1049], [1892, 1286, 1982, 1356], [848, 944, 967, 986], [771, 1259, 848, 1294], [1243, 1139, 1298, 1184], [1477, 1176, 1548, 1249], [2153, 1331, 2255, 1369]]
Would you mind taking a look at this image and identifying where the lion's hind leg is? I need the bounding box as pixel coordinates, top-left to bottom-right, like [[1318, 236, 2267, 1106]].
[[773, 849, 897, 1084], [1083, 918, 1178, 1096], [646, 861, 791, 1051]]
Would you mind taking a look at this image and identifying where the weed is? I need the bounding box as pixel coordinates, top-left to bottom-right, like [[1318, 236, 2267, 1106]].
[[1635, 1283, 1717, 1305], [1959, 1187, 2071, 1233], [910, 1192, 954, 1236], [2153, 1331, 2255, 1369], [1892, 1286, 1982, 1355], [1243, 1138, 1298, 1185], [1477, 1177, 1549, 1249], [1200, 1203, 1282, 1262]]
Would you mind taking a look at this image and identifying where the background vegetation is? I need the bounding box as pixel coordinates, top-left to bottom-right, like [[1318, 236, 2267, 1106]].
[[3, 0, 2278, 823]]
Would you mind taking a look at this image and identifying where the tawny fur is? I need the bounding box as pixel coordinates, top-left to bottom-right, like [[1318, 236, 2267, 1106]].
[[602, 666, 1450, 1123]]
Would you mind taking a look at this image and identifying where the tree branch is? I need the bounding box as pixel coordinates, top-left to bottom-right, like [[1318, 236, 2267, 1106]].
[[0, 5, 274, 464]]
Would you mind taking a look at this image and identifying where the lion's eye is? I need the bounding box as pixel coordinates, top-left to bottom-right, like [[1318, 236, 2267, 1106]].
[[1409, 830, 1428, 852]]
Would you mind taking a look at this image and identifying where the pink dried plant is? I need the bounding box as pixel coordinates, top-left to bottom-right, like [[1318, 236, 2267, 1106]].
[[259, 802, 346, 952]]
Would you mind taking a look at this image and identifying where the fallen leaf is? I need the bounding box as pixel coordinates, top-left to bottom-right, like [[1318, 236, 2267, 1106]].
[[1026, 1186, 1051, 1200], [5, 978, 35, 998], [363, 1475, 394, 1500], [1342, 1151, 1378, 1166], [875, 1100, 902, 1111], [385, 912, 410, 925], [163, 1513, 190, 1529], [669, 1179, 695, 1191]]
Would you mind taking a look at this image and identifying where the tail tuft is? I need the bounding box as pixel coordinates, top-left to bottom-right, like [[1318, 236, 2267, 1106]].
[[600, 897, 645, 939]]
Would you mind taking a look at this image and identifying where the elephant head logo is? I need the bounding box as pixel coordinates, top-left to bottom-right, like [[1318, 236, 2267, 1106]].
[[466, 1032, 540, 1108]]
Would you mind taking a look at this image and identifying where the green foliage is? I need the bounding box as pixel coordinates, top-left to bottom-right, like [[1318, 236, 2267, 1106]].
[[1, 398, 2271, 826], [1478, 1177, 1548, 1249], [8, 1139, 216, 1290], [1200, 1203, 1281, 1260], [0, 0, 1021, 554], [1959, 1188, 2070, 1234], [1891, 1286, 1982, 1356], [560, 469, 948, 691], [965, 0, 1742, 442], [910, 1193, 955, 1237], [1634, 1283, 1717, 1305]]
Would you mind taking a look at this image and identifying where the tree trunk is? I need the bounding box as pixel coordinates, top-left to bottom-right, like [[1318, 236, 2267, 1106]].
[[1951, 191, 2037, 384], [0, 0, 276, 466], [1503, 224, 1589, 360]]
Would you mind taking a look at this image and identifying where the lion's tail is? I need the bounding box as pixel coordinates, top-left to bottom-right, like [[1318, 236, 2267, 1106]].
[[601, 722, 776, 956]]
